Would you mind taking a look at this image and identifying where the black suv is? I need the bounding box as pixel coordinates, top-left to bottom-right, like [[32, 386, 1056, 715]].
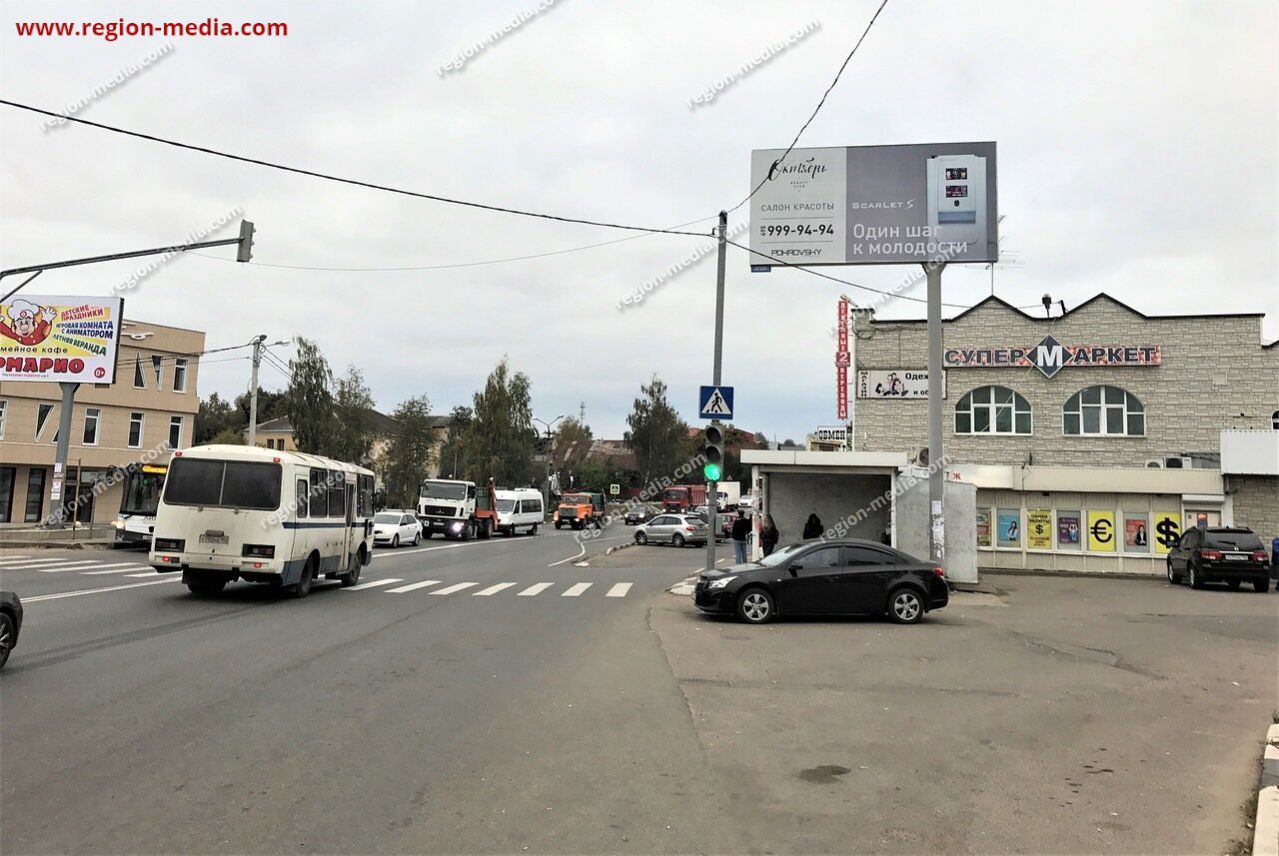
[[1167, 526, 1271, 592]]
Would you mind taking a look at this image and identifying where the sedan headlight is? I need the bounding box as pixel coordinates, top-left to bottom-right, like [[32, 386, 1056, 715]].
[[708, 578, 732, 590]]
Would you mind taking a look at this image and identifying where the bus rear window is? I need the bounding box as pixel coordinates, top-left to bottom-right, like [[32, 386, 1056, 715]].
[[163, 458, 281, 510]]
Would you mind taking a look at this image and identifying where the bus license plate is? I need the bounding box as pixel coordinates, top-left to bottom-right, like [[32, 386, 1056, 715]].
[[200, 532, 229, 545]]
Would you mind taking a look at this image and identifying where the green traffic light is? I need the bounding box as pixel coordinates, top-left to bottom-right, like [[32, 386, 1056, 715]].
[[703, 462, 722, 481]]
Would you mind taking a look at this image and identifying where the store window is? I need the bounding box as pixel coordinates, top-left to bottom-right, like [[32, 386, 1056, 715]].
[[0, 467, 14, 523], [955, 386, 1032, 435], [1063, 386, 1144, 436], [24, 469, 46, 523]]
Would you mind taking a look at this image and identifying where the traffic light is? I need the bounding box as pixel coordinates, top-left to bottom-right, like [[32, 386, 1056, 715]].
[[236, 220, 255, 262], [702, 423, 724, 482]]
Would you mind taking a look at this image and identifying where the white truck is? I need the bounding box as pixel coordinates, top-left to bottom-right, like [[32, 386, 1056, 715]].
[[417, 479, 500, 540], [716, 483, 742, 511]]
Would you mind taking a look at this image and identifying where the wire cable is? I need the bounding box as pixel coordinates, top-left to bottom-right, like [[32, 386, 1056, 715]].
[[728, 0, 891, 214], [0, 99, 716, 240]]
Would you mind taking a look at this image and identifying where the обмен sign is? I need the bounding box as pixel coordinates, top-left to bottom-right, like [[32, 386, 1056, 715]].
[[943, 335, 1161, 379]]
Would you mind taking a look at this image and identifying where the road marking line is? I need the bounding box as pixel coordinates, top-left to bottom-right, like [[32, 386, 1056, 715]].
[[429, 582, 479, 596], [517, 583, 554, 597], [548, 541, 586, 567], [0, 556, 31, 563], [345, 578, 403, 591], [606, 583, 633, 598], [384, 579, 443, 594], [562, 582, 592, 597], [0, 558, 72, 568], [82, 565, 156, 575], [124, 572, 159, 578], [23, 577, 181, 603], [34, 561, 106, 572], [473, 582, 518, 596]]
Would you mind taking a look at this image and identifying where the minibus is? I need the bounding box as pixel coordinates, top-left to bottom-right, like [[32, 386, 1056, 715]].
[[494, 487, 544, 536]]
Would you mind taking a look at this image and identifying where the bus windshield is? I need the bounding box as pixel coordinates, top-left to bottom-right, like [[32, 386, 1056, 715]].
[[163, 458, 282, 510], [120, 466, 167, 516], [420, 481, 466, 500]]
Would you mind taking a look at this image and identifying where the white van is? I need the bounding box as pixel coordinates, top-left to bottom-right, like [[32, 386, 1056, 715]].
[[149, 445, 375, 598], [494, 488, 544, 536]]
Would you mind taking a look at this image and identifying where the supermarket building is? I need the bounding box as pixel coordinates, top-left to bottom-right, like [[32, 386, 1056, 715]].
[[851, 293, 1278, 574]]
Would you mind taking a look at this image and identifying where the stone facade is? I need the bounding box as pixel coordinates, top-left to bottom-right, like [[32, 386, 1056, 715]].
[[852, 294, 1278, 468], [1230, 475, 1279, 547]]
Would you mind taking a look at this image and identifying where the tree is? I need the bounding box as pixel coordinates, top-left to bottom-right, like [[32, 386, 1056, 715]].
[[381, 395, 437, 508], [329, 365, 376, 465], [437, 405, 473, 479], [552, 417, 592, 471], [234, 388, 287, 429], [624, 375, 688, 487], [460, 359, 537, 487], [209, 427, 245, 446], [194, 392, 236, 444], [286, 337, 335, 455]]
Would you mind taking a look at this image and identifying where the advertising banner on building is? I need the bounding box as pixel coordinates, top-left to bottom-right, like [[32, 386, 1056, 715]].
[[1087, 510, 1116, 552], [0, 295, 125, 383], [856, 370, 942, 399], [1124, 515, 1150, 552], [1057, 512, 1082, 549], [1152, 510, 1181, 555], [750, 142, 998, 267], [944, 337, 1161, 379], [976, 508, 991, 548], [1026, 509, 1053, 550], [836, 297, 849, 420], [996, 509, 1021, 548]]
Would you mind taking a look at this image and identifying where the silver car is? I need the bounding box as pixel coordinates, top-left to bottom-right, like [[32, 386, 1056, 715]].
[[634, 513, 709, 547]]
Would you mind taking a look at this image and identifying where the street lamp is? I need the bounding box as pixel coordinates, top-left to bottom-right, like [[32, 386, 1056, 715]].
[[533, 415, 566, 507]]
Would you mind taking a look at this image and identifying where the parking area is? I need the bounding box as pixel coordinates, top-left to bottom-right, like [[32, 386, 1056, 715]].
[[643, 557, 1278, 854]]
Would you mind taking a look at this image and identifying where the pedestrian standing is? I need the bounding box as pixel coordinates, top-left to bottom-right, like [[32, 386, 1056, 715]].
[[802, 513, 823, 540], [730, 509, 751, 565], [760, 515, 780, 557]]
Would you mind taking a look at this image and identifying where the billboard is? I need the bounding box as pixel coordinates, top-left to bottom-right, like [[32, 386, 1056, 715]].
[[856, 369, 943, 399], [0, 295, 125, 383], [750, 142, 998, 266]]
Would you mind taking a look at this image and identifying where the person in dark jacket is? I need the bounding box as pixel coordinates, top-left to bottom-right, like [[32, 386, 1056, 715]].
[[730, 510, 751, 564], [760, 515, 780, 556], [802, 513, 823, 540]]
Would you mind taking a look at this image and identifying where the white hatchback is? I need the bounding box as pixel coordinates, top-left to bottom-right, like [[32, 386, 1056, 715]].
[[372, 511, 421, 548]]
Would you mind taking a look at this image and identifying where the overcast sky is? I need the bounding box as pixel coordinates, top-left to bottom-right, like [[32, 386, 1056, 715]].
[[3, 0, 1276, 442]]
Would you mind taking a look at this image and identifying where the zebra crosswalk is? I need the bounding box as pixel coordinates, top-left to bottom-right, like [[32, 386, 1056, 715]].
[[0, 555, 158, 578], [344, 578, 633, 599]]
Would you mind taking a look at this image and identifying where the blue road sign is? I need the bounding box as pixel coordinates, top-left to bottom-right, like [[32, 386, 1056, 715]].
[[699, 385, 734, 420]]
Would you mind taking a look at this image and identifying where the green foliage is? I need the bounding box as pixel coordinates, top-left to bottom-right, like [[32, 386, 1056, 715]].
[[381, 395, 437, 508], [625, 375, 689, 487], [436, 406, 473, 479], [194, 392, 236, 445], [329, 365, 376, 465], [459, 359, 538, 487], [552, 417, 592, 471], [209, 427, 245, 446], [286, 337, 335, 455]]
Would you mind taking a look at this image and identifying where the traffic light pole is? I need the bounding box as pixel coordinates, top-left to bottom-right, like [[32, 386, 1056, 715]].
[[705, 210, 728, 576]]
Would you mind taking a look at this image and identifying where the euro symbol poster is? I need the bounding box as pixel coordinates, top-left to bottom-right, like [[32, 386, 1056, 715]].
[[0, 295, 125, 384], [1087, 510, 1116, 552], [1152, 511, 1181, 555]]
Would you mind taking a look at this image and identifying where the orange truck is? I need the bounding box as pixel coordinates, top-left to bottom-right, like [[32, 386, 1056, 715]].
[[554, 491, 606, 530]]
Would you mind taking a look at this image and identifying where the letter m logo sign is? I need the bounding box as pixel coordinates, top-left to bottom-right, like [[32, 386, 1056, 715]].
[[1031, 335, 1067, 378]]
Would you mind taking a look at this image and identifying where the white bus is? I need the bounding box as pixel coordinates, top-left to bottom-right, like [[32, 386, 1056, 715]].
[[494, 487, 544, 536], [149, 445, 375, 598], [112, 462, 168, 547]]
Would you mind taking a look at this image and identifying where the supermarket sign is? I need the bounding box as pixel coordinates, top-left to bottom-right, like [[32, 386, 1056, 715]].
[[944, 335, 1161, 379], [0, 295, 124, 383]]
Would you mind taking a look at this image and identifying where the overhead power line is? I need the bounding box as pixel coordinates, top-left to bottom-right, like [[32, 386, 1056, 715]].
[[729, 0, 891, 214], [0, 99, 715, 240]]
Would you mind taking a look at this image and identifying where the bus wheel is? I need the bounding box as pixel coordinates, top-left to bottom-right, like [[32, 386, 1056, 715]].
[[292, 558, 315, 598], [338, 551, 362, 587]]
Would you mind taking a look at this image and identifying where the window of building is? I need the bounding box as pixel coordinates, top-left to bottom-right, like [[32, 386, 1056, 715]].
[[1063, 385, 1145, 436], [152, 354, 163, 386], [955, 386, 1032, 435], [36, 403, 55, 440], [128, 412, 144, 448], [1272, 409, 1279, 430], [82, 407, 101, 445], [173, 358, 188, 392], [0, 399, 6, 440], [0, 467, 14, 524], [168, 415, 183, 450], [133, 355, 146, 389], [24, 469, 46, 523]]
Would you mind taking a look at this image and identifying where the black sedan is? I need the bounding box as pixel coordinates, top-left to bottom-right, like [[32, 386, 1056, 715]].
[[623, 505, 657, 525], [0, 591, 23, 670], [693, 538, 949, 625], [1167, 526, 1271, 592]]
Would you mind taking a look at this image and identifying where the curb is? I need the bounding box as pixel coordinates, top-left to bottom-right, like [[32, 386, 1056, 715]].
[[980, 567, 1160, 581], [0, 540, 112, 550], [668, 574, 698, 596], [1252, 724, 1279, 856], [604, 542, 634, 557]]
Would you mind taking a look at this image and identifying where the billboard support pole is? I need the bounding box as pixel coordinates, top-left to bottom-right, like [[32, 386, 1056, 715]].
[[925, 261, 946, 562], [705, 210, 727, 578], [49, 381, 80, 529]]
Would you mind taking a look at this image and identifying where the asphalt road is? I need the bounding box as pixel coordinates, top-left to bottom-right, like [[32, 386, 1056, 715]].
[[2, 532, 1275, 854]]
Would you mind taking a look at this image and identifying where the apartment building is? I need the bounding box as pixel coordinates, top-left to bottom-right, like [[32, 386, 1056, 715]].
[[0, 319, 204, 526]]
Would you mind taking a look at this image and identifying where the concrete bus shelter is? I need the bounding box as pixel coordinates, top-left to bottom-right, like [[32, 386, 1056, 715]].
[[741, 450, 979, 583]]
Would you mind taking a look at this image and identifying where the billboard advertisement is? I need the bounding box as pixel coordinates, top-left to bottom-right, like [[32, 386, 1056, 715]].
[[0, 295, 125, 383], [750, 142, 998, 266], [856, 370, 943, 399]]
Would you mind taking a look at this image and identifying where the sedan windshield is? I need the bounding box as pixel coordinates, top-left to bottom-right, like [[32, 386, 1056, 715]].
[[756, 542, 807, 568]]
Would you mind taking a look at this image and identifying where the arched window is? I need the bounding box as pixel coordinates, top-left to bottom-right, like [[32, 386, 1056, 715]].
[[1272, 409, 1278, 430], [1063, 386, 1144, 436], [955, 386, 1032, 435]]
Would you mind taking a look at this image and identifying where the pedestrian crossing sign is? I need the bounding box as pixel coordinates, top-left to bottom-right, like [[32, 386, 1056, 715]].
[[698, 385, 734, 420]]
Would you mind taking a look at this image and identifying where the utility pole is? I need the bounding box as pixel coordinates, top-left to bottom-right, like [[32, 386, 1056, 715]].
[[48, 381, 80, 528], [704, 210, 728, 576], [925, 261, 946, 563], [247, 334, 267, 446]]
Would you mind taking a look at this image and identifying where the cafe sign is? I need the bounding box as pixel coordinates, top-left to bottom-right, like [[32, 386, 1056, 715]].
[[944, 335, 1161, 379]]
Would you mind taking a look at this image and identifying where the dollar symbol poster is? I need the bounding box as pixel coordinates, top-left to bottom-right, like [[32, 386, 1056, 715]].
[[1153, 511, 1180, 555], [1026, 509, 1052, 550]]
